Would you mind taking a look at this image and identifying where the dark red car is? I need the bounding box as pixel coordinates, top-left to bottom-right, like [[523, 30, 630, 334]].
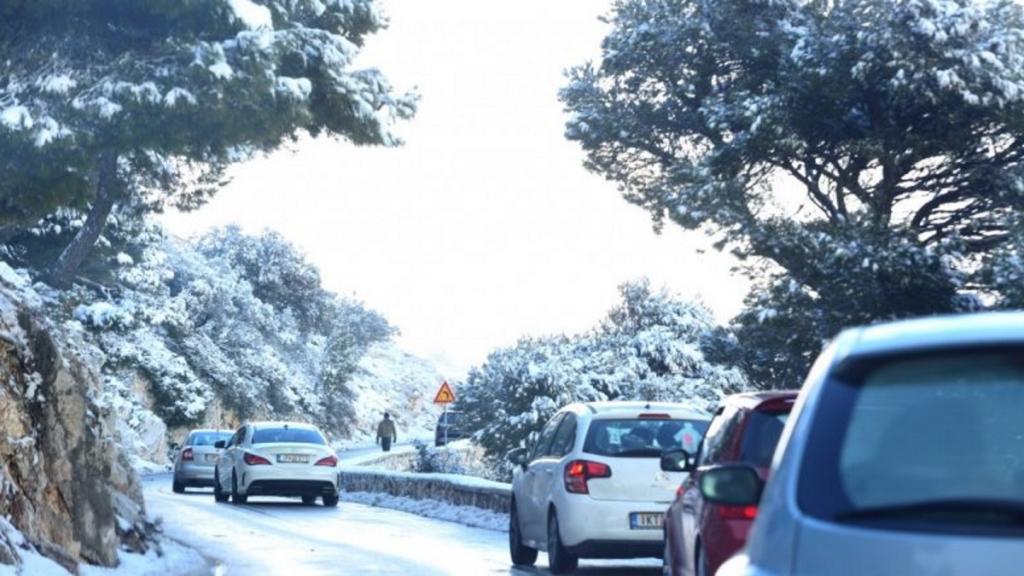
[[661, 391, 798, 576]]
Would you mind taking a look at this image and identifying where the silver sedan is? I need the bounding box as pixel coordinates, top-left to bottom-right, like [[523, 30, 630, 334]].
[[172, 429, 233, 493]]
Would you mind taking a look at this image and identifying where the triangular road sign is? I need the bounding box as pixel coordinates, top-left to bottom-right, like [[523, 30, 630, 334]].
[[434, 381, 456, 404]]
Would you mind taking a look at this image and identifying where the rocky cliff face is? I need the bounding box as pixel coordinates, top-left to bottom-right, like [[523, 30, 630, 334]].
[[0, 274, 151, 571]]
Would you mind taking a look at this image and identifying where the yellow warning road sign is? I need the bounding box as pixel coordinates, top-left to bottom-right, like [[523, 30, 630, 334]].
[[434, 381, 456, 404]]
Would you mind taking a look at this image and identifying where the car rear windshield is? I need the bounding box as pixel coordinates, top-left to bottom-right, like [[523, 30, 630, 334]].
[[799, 348, 1024, 531], [251, 427, 325, 445], [584, 418, 708, 458], [740, 411, 789, 468], [189, 432, 233, 446]]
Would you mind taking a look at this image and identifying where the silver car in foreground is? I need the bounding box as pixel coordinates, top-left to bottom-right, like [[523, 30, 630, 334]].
[[716, 312, 1024, 576], [213, 421, 341, 507], [172, 429, 233, 493]]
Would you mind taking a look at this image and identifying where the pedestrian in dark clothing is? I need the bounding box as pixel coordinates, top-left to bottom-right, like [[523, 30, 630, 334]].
[[377, 412, 397, 452]]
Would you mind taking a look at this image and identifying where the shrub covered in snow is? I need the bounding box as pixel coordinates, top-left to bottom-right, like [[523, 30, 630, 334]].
[[460, 280, 745, 461]]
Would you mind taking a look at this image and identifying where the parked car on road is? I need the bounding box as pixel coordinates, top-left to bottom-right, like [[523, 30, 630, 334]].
[[213, 421, 341, 507], [716, 312, 1024, 576], [508, 401, 709, 573], [435, 410, 469, 446], [661, 391, 798, 576], [172, 429, 233, 493]]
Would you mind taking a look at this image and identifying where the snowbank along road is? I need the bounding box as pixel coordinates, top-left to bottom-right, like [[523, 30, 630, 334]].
[[144, 474, 659, 575]]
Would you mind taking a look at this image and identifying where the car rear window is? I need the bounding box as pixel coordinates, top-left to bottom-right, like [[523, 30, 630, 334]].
[[799, 348, 1024, 530], [251, 427, 325, 445], [584, 418, 709, 457], [189, 431, 233, 446], [740, 411, 789, 468]]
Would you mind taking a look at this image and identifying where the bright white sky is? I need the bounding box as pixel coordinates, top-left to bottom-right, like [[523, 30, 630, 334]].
[[161, 0, 748, 376]]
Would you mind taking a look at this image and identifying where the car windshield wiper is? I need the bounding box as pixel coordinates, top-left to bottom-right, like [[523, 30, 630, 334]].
[[837, 498, 1024, 526], [612, 448, 662, 457]]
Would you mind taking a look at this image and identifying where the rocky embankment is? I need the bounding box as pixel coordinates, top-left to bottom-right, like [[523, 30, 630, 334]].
[[0, 275, 153, 572]]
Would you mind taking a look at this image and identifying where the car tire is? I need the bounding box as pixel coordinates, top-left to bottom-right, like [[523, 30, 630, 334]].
[[213, 469, 229, 503], [172, 480, 185, 494], [302, 495, 317, 506], [547, 511, 578, 574], [231, 471, 247, 505], [696, 543, 710, 576], [322, 492, 339, 507], [508, 501, 538, 566]]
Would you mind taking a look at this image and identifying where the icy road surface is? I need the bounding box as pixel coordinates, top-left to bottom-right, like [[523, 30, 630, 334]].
[[143, 474, 660, 575]]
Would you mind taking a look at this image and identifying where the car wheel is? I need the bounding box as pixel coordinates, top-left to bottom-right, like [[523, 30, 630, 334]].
[[547, 511, 578, 574], [302, 495, 317, 506], [322, 492, 339, 507], [696, 543, 710, 576], [213, 469, 229, 503], [508, 501, 538, 566], [231, 471, 247, 505], [172, 479, 185, 494]]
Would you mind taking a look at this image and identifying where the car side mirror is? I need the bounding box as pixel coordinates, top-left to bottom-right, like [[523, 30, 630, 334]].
[[507, 447, 528, 470], [214, 440, 226, 449], [660, 448, 694, 473], [169, 442, 180, 451], [698, 464, 763, 506]]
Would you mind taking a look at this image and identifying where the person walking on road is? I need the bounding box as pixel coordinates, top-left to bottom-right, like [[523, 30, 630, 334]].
[[377, 412, 397, 452]]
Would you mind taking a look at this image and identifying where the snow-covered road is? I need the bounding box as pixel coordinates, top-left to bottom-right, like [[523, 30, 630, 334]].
[[143, 474, 660, 575]]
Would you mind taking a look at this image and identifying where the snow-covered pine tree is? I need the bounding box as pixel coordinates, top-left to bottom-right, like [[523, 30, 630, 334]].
[[0, 0, 416, 285], [561, 0, 1024, 387], [461, 280, 744, 463]]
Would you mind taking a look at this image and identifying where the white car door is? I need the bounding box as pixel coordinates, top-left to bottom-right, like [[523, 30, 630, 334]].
[[533, 413, 578, 524], [521, 414, 564, 545]]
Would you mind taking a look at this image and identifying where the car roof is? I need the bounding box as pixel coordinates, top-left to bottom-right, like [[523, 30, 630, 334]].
[[723, 391, 800, 410], [248, 421, 320, 430], [188, 429, 232, 434], [572, 401, 709, 419], [841, 311, 1024, 358]]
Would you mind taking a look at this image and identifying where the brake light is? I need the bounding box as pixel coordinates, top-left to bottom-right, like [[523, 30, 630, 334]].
[[243, 452, 271, 466], [717, 505, 758, 520], [315, 455, 338, 467], [181, 447, 193, 461], [638, 413, 671, 419], [564, 460, 612, 494], [676, 483, 685, 498]]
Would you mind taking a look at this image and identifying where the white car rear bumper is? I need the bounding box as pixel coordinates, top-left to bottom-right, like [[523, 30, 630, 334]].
[[239, 464, 341, 496], [555, 493, 669, 548]]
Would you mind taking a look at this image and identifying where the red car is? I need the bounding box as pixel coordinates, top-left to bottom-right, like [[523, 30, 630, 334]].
[[661, 391, 798, 576]]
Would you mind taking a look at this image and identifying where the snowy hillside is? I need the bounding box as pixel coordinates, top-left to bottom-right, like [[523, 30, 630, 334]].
[[345, 342, 448, 445]]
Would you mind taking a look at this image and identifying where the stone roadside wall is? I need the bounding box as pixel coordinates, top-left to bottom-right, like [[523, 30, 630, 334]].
[[339, 467, 511, 513]]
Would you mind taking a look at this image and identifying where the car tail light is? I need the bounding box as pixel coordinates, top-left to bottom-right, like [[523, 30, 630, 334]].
[[243, 452, 271, 466], [564, 460, 612, 494], [638, 413, 671, 419], [717, 505, 758, 520], [315, 455, 338, 467], [676, 483, 686, 498], [181, 447, 194, 461]]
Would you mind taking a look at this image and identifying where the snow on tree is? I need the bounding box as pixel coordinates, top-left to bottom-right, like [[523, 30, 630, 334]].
[[461, 280, 745, 462], [0, 0, 416, 285], [66, 226, 392, 431], [561, 0, 1024, 387]]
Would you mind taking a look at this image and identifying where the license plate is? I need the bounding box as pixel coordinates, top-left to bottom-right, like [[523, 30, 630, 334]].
[[629, 512, 664, 530], [204, 454, 217, 463], [277, 454, 309, 464]]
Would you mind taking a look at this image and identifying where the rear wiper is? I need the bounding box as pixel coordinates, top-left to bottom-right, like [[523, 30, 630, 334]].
[[837, 499, 1024, 526], [613, 448, 662, 457]]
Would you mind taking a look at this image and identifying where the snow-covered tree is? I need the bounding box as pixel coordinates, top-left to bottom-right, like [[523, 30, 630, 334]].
[[562, 0, 1024, 386], [461, 280, 744, 461], [0, 0, 416, 285]]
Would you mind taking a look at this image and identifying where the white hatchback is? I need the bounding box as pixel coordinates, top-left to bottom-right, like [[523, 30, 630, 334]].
[[508, 401, 709, 573], [213, 421, 341, 507]]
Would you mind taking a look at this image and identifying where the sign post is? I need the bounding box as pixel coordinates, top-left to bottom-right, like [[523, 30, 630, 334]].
[[433, 381, 456, 445]]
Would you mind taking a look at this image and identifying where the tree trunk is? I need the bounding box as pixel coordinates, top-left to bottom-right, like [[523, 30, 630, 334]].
[[48, 153, 119, 288]]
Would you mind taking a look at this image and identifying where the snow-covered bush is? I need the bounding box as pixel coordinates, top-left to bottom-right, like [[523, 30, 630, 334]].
[[59, 225, 392, 433], [413, 441, 468, 475], [461, 280, 746, 461]]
